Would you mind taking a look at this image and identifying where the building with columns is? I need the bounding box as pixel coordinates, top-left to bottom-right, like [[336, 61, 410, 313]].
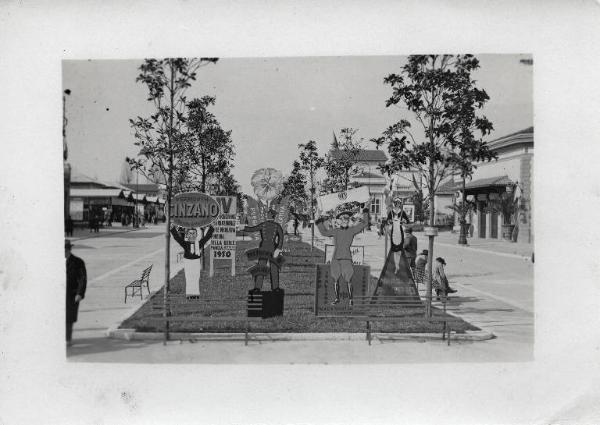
[[446, 127, 534, 243]]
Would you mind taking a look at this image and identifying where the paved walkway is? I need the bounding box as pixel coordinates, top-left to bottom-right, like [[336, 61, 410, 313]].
[[69, 225, 184, 343]]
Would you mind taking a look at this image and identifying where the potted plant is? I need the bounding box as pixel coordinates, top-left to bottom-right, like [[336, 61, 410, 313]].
[[490, 192, 517, 241]]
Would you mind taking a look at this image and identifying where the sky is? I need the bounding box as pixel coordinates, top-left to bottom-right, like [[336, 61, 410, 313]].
[[63, 54, 533, 194]]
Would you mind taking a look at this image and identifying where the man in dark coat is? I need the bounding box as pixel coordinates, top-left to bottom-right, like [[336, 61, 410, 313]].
[[403, 226, 418, 269], [65, 239, 87, 346]]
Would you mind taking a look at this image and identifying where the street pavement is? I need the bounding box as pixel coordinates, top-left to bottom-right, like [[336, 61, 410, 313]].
[[66, 223, 534, 363]]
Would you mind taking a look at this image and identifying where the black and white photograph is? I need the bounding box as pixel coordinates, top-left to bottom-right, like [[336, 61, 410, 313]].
[[61, 54, 534, 361], [2, 1, 600, 424]]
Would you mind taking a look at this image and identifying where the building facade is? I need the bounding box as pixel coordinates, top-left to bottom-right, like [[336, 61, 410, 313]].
[[444, 127, 534, 243]]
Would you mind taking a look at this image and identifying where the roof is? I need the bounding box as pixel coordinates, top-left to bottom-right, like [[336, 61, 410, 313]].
[[465, 175, 513, 190], [70, 188, 123, 198], [123, 183, 160, 193], [70, 168, 124, 189], [437, 180, 459, 194], [330, 149, 387, 162], [487, 127, 533, 150], [353, 171, 385, 179], [435, 175, 515, 194]]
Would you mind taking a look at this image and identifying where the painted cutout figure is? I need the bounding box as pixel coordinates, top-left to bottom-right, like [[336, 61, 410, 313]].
[[316, 211, 368, 306], [386, 196, 411, 272], [170, 224, 214, 299], [372, 196, 420, 302], [241, 209, 284, 293]]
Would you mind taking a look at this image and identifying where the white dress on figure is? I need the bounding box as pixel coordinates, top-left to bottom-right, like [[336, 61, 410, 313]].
[[170, 226, 214, 297]]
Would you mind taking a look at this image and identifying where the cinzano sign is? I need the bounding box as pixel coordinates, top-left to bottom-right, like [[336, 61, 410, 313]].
[[170, 192, 220, 227]]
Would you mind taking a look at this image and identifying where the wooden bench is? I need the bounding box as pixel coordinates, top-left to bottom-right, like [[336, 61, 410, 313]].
[[124, 265, 153, 303], [316, 294, 463, 345], [149, 293, 266, 345]]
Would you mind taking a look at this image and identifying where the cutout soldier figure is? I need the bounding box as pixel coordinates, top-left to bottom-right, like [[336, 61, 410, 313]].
[[241, 209, 284, 292], [316, 210, 368, 306]]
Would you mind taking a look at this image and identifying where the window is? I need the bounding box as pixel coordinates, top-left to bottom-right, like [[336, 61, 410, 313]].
[[370, 198, 381, 215]]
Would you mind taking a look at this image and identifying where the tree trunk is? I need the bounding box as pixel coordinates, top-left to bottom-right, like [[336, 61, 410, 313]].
[[425, 137, 436, 317], [458, 177, 468, 245], [163, 63, 175, 343], [310, 170, 315, 252]]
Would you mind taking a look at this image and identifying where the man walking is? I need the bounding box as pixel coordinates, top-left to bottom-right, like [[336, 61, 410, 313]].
[[403, 227, 418, 270], [65, 239, 87, 347]]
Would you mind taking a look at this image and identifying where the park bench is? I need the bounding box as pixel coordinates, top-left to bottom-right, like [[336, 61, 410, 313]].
[[149, 292, 269, 345], [124, 265, 153, 303], [316, 293, 463, 345]]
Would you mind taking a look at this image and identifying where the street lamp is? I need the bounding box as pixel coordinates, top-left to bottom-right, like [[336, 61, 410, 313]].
[[63, 89, 71, 223]]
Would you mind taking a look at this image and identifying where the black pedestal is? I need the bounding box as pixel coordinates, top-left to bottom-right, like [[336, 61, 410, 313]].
[[247, 289, 285, 318]]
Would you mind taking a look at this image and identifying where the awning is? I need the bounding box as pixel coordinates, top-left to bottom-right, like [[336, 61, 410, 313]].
[[465, 176, 513, 190], [70, 188, 123, 198]]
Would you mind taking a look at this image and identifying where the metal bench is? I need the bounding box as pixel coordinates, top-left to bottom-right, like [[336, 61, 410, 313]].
[[124, 265, 153, 303], [150, 293, 265, 345], [316, 293, 463, 345]]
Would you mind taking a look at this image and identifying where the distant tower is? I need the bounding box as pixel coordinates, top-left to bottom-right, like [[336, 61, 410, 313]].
[[331, 131, 339, 149]]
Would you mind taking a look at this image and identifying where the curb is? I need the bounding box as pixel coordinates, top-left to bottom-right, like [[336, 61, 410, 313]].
[[107, 328, 495, 343]]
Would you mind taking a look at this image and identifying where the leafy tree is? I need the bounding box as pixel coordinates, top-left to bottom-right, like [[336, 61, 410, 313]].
[[444, 70, 496, 244], [324, 128, 362, 193], [298, 140, 325, 250], [184, 96, 235, 193], [280, 160, 308, 214], [129, 58, 217, 327], [373, 54, 492, 315]]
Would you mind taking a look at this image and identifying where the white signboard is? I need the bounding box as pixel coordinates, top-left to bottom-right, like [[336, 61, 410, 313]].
[[69, 198, 84, 221], [403, 204, 415, 222], [210, 196, 237, 277], [324, 244, 365, 265]]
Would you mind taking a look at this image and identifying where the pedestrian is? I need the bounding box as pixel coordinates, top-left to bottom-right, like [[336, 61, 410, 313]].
[[315, 210, 368, 306], [65, 239, 87, 346], [403, 226, 418, 269], [363, 207, 372, 231], [433, 257, 457, 299], [65, 215, 74, 237], [293, 216, 299, 236], [378, 218, 385, 239], [414, 249, 428, 285], [94, 214, 100, 232]]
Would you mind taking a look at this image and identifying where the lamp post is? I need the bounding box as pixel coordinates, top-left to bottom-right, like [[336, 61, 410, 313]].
[[63, 89, 71, 224]]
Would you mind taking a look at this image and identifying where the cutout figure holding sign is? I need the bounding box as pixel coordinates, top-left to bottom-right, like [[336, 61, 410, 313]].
[[170, 224, 214, 299], [316, 210, 368, 306]]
